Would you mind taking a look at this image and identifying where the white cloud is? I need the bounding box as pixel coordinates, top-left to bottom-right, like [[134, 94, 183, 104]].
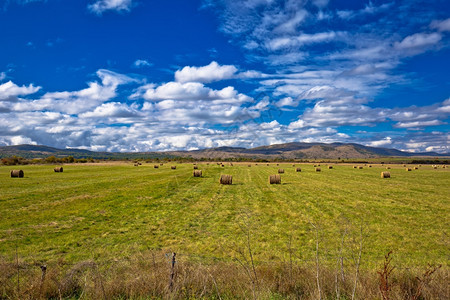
[[393, 120, 443, 128], [394, 32, 442, 52], [175, 61, 238, 83], [18, 69, 135, 115], [134, 81, 253, 104], [88, 0, 133, 15], [133, 59, 152, 68], [267, 31, 342, 51], [0, 81, 40, 101], [367, 137, 392, 147], [0, 72, 6, 81], [430, 18, 450, 32]]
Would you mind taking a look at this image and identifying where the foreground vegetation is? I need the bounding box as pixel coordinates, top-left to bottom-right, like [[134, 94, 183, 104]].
[[0, 162, 448, 298]]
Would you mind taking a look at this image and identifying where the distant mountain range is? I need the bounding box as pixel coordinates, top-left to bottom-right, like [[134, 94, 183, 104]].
[[0, 143, 447, 160]]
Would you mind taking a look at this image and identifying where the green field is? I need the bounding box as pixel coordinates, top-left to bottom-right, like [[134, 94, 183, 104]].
[[1, 162, 448, 269]]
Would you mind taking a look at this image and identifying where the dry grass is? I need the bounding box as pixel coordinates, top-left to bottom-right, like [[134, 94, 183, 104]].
[[0, 252, 446, 300]]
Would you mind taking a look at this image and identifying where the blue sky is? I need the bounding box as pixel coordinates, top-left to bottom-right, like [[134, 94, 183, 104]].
[[0, 0, 449, 153]]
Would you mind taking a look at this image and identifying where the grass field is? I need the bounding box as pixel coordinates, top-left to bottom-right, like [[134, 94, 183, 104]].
[[1, 162, 448, 271]]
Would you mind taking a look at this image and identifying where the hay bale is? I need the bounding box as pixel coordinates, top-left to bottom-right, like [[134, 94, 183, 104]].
[[193, 170, 202, 177], [414, 167, 418, 170], [171, 166, 176, 170], [134, 163, 139, 167], [368, 165, 372, 168], [193, 165, 198, 169], [386, 167, 391, 169], [54, 167, 63, 172], [248, 164, 251, 167], [403, 164, 406, 167], [160, 163, 163, 166], [328, 166, 333, 169], [278, 169, 284, 174], [269, 174, 281, 184], [358, 166, 363, 169], [292, 164, 295, 167], [221, 164, 225, 167], [406, 168, 411, 171], [10, 170, 24, 178], [296, 168, 301, 172], [381, 172, 390, 178], [267, 164, 270, 166], [219, 174, 232, 185], [315, 167, 321, 172], [313, 164, 317, 167], [154, 165, 159, 169], [353, 166, 357, 169]]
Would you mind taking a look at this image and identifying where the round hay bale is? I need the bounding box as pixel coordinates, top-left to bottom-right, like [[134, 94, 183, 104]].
[[248, 164, 251, 167], [403, 164, 406, 167], [358, 166, 363, 169], [10, 170, 24, 178], [315, 167, 321, 172], [406, 168, 411, 171], [193, 166, 198, 170], [353, 166, 357, 169], [221, 164, 225, 167], [386, 167, 391, 169], [134, 163, 139, 167], [160, 163, 163, 166], [313, 164, 317, 167], [219, 174, 232, 185], [328, 166, 333, 169], [278, 169, 284, 174], [381, 172, 390, 178], [267, 164, 269, 166], [414, 167, 418, 170], [292, 164, 295, 167], [368, 165, 372, 168], [54, 166, 63, 172], [193, 170, 202, 177], [296, 168, 301, 172], [269, 174, 281, 184], [154, 165, 159, 169], [171, 166, 176, 170]]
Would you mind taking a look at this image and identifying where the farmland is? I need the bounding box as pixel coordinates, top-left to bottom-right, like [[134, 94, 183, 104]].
[[0, 162, 448, 298]]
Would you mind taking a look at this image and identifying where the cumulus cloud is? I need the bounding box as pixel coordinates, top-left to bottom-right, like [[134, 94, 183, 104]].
[[88, 0, 133, 15], [0, 81, 40, 101], [133, 81, 253, 104], [175, 61, 238, 83], [16, 69, 136, 115]]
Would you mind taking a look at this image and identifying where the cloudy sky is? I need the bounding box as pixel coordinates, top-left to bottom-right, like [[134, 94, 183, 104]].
[[0, 0, 449, 153]]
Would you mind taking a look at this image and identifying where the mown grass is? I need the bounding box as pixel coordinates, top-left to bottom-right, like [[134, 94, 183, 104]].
[[0, 162, 448, 271]]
